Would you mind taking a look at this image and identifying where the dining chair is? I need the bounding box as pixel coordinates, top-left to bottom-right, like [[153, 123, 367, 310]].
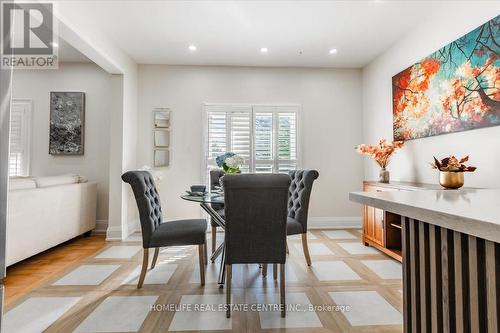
[[122, 171, 208, 288], [223, 174, 290, 318], [287, 170, 319, 266], [209, 169, 225, 255]]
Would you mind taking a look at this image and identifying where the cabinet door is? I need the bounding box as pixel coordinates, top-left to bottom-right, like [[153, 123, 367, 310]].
[[362, 184, 391, 246], [364, 205, 375, 240], [373, 208, 384, 246]]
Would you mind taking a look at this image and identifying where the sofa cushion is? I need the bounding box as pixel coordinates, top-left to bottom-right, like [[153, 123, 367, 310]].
[[35, 174, 80, 188], [9, 177, 37, 191]]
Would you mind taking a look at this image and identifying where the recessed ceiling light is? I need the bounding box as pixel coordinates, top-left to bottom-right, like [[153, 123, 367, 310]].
[[260, 47, 268, 53], [51, 42, 59, 48], [329, 48, 338, 55], [188, 44, 197, 51]]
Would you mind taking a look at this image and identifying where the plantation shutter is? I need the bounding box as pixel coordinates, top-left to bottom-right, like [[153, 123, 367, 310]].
[[9, 101, 30, 177], [205, 103, 298, 177], [206, 105, 251, 171], [253, 106, 274, 173], [229, 110, 251, 173], [277, 107, 298, 173]]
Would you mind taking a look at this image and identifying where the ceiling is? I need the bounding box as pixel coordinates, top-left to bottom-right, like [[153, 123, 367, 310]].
[[61, 1, 448, 68]]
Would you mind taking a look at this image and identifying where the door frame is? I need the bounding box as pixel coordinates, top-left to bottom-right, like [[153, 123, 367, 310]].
[[0, 65, 13, 328]]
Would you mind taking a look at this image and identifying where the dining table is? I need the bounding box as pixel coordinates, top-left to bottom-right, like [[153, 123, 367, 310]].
[[180, 191, 227, 286]]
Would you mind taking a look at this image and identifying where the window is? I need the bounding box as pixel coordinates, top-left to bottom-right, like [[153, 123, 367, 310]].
[[9, 100, 31, 177], [205, 104, 299, 176]]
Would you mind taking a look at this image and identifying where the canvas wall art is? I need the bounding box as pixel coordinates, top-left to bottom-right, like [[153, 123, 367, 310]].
[[392, 15, 499, 141], [49, 92, 85, 155]]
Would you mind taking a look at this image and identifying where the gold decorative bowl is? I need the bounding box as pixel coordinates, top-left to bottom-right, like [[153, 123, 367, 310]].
[[439, 171, 464, 189]]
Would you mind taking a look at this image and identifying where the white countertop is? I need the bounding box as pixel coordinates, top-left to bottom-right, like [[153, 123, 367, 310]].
[[349, 189, 500, 243]]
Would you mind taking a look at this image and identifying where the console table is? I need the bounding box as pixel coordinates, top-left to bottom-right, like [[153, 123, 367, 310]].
[[350, 188, 499, 333]]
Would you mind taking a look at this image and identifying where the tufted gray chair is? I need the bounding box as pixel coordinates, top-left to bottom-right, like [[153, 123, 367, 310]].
[[122, 171, 207, 288], [223, 174, 290, 318], [287, 170, 319, 266], [209, 169, 225, 255]]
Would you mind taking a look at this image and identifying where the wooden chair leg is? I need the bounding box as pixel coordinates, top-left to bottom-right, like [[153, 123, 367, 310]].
[[226, 264, 232, 318], [301, 233, 312, 266], [137, 249, 149, 289], [204, 242, 208, 265], [273, 264, 278, 280], [211, 226, 217, 254], [151, 247, 160, 269], [262, 264, 268, 277], [280, 264, 286, 318], [198, 245, 205, 286]]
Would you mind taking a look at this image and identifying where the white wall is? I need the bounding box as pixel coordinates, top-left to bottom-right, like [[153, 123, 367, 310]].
[[54, 3, 140, 239], [362, 2, 500, 188], [137, 65, 364, 226], [12, 63, 112, 224]]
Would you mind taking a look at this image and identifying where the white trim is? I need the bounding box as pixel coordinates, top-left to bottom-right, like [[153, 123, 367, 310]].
[[94, 220, 108, 234], [308, 216, 362, 229], [105, 226, 123, 240]]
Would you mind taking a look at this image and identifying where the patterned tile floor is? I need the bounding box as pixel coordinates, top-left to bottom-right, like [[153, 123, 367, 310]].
[[3, 229, 403, 332]]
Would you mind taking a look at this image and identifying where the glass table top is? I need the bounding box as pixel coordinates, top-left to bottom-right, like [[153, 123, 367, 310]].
[[180, 191, 224, 204]]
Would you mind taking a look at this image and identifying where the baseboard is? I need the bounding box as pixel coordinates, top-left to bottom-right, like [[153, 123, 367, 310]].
[[125, 220, 140, 237], [308, 216, 361, 229], [94, 220, 108, 234], [106, 226, 123, 240]]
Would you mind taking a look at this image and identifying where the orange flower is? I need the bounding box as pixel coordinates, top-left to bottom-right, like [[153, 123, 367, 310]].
[[355, 139, 404, 168]]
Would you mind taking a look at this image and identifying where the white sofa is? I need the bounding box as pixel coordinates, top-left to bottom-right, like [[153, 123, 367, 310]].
[[6, 175, 97, 266]]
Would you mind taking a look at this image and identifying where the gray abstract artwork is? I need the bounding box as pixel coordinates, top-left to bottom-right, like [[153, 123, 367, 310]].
[[49, 92, 85, 155]]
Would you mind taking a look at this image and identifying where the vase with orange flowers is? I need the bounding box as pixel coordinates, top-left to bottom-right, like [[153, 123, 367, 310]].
[[355, 139, 404, 183]]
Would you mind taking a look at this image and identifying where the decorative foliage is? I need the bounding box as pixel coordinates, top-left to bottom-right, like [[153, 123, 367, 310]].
[[216, 152, 244, 173], [393, 15, 500, 140], [355, 139, 404, 169], [431, 155, 477, 172]]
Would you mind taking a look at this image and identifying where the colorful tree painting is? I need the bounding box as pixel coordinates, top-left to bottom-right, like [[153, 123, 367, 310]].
[[392, 15, 500, 141]]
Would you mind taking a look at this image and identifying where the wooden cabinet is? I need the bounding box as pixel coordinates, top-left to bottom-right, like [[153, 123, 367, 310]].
[[363, 204, 384, 246], [361, 181, 445, 262]]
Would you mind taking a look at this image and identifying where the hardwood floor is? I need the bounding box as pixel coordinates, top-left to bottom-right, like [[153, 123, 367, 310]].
[[3, 229, 404, 332], [4, 234, 107, 306]]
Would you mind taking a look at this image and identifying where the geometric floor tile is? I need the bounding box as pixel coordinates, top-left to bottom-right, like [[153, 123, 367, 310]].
[[322, 230, 357, 240], [361, 260, 402, 279], [6, 228, 403, 333], [299, 243, 334, 255], [52, 265, 121, 285], [256, 292, 323, 329], [122, 263, 178, 285], [288, 232, 318, 240], [161, 246, 192, 254], [338, 242, 379, 255], [168, 294, 232, 331], [328, 291, 402, 326], [311, 261, 362, 281], [74, 296, 159, 332], [189, 263, 222, 284], [94, 245, 142, 259], [260, 264, 299, 283], [3, 297, 81, 333], [124, 233, 142, 242]]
